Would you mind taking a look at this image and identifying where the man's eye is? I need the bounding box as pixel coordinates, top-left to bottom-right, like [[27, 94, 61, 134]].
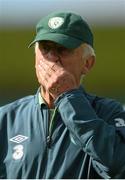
[[57, 47, 67, 53], [57, 47, 73, 54], [42, 46, 50, 53]]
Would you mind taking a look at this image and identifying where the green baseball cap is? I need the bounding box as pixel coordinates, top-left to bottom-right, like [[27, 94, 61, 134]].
[[29, 11, 93, 48]]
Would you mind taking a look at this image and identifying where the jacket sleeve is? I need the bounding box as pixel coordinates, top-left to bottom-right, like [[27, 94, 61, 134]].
[[55, 89, 125, 178]]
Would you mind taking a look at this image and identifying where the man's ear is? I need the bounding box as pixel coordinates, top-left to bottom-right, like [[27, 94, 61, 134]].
[[81, 56, 95, 75]]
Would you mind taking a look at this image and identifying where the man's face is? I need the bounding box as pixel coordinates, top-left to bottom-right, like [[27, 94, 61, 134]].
[[35, 41, 84, 85]]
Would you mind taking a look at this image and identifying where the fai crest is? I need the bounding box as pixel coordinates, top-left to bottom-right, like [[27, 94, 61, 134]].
[[48, 17, 64, 29]]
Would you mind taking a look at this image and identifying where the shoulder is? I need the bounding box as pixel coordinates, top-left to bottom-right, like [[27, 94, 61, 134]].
[[85, 92, 124, 121], [93, 95, 122, 111], [0, 94, 39, 132], [80, 86, 123, 114], [0, 94, 37, 116]]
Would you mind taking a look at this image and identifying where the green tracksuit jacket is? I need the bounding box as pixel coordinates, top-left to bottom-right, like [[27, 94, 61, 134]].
[[0, 86, 125, 179]]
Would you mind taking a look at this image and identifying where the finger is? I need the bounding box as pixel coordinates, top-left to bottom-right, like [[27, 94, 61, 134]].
[[38, 65, 47, 81], [40, 59, 63, 72], [39, 60, 56, 74], [38, 70, 50, 91], [38, 64, 50, 80], [40, 60, 50, 70]]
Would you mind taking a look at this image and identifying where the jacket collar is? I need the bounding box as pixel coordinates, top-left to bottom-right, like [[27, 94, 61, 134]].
[[34, 85, 89, 106]]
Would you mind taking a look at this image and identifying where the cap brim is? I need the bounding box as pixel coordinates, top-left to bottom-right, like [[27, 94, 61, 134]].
[[28, 33, 83, 49]]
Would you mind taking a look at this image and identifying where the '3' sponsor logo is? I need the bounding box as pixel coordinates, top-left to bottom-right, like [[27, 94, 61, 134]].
[[114, 118, 125, 127]]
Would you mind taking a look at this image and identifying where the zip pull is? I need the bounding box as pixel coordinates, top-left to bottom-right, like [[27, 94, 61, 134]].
[[47, 136, 51, 148]]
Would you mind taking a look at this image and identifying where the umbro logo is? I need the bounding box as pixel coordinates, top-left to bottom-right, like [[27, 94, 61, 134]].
[[10, 135, 28, 143]]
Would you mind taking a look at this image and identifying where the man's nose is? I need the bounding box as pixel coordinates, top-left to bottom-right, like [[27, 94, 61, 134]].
[[46, 50, 59, 62]]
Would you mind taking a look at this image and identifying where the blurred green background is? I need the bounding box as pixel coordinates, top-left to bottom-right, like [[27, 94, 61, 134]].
[[0, 0, 125, 106], [0, 27, 125, 105]]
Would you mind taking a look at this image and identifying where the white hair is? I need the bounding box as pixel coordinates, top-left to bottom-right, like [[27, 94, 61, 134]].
[[82, 43, 96, 60], [35, 42, 38, 53]]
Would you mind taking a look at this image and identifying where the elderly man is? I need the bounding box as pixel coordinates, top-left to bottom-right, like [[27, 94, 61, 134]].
[[0, 11, 125, 179]]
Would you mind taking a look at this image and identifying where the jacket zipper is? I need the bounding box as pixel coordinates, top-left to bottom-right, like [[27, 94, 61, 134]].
[[47, 107, 58, 148]]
